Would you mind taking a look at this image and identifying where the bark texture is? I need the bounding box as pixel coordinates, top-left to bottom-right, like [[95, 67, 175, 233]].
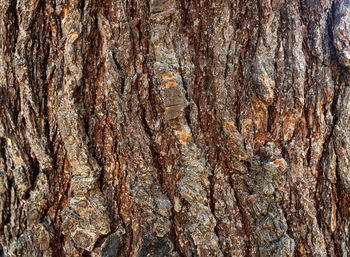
[[0, 0, 349, 256]]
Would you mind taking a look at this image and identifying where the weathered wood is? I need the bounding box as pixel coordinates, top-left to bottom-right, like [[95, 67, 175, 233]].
[[0, 0, 349, 256]]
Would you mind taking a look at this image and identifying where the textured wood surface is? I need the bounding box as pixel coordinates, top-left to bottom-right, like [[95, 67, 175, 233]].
[[0, 0, 349, 256]]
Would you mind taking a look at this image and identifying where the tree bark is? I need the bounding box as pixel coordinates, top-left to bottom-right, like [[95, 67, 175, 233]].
[[0, 0, 349, 256]]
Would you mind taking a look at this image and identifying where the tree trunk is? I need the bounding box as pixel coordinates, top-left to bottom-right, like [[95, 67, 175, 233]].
[[0, 0, 349, 256]]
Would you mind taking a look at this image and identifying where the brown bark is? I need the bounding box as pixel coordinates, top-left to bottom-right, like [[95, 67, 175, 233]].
[[0, 0, 349, 256]]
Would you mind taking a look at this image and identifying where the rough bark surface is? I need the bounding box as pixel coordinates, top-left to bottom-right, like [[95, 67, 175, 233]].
[[0, 0, 349, 256]]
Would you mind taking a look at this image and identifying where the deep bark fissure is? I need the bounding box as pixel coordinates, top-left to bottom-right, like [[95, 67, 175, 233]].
[[231, 184, 251, 257], [4, 0, 18, 54]]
